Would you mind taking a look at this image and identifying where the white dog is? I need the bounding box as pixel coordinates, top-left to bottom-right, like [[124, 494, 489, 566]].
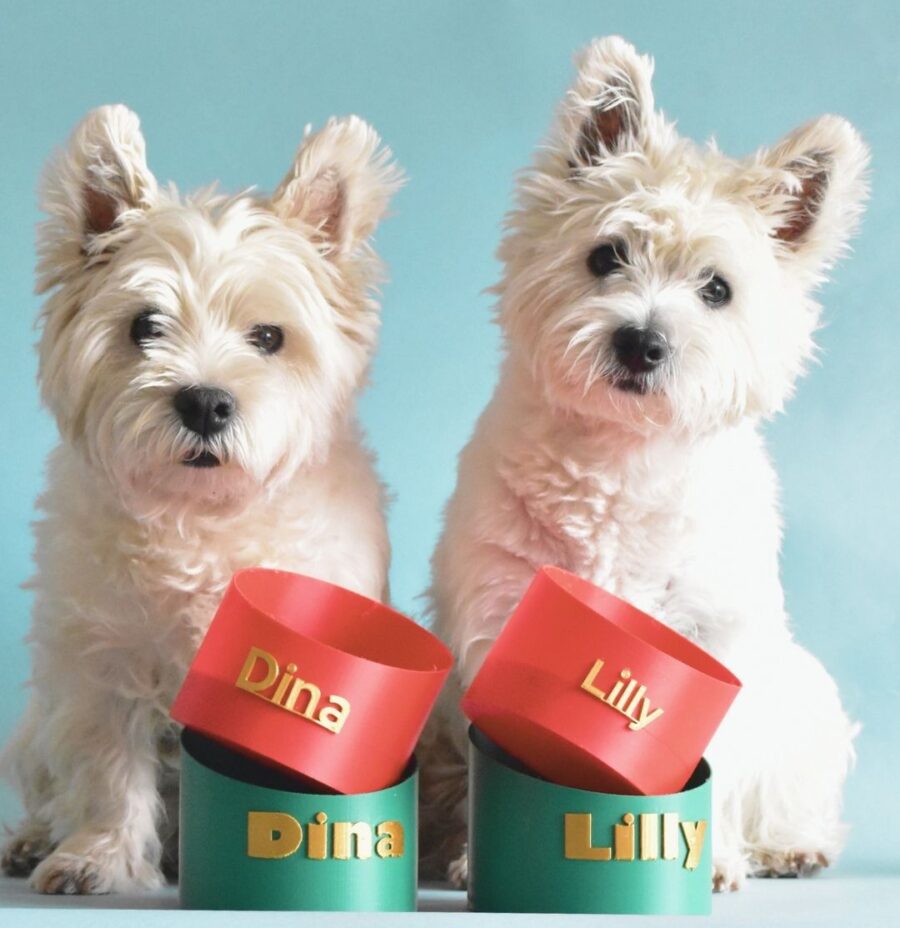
[[1, 105, 402, 893], [422, 37, 868, 891]]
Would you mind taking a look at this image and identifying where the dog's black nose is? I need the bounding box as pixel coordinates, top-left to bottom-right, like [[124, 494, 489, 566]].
[[612, 326, 670, 374], [174, 386, 235, 437]]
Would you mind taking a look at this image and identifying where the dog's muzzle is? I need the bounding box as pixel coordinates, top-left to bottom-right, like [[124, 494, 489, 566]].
[[174, 385, 235, 438], [183, 449, 221, 468], [610, 325, 670, 395], [174, 385, 234, 468]]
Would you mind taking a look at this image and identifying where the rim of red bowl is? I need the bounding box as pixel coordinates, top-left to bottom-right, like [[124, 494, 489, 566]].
[[540, 566, 741, 685], [230, 567, 453, 675]]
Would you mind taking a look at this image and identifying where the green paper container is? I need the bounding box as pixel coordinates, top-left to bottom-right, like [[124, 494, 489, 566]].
[[179, 729, 418, 911], [468, 725, 712, 915]]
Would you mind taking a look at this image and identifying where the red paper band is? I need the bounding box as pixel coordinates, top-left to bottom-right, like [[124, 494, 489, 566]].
[[171, 568, 453, 794], [461, 566, 741, 795]]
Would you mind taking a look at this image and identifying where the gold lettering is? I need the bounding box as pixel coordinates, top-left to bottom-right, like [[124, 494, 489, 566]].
[[247, 813, 408, 862], [247, 811, 302, 859], [271, 662, 297, 706], [680, 819, 708, 871], [639, 813, 659, 861], [283, 679, 321, 717], [627, 701, 664, 732], [614, 813, 635, 861], [564, 813, 612, 861], [580, 659, 607, 699], [307, 812, 328, 860], [235, 646, 279, 694], [580, 658, 664, 732], [561, 812, 708, 869], [234, 646, 351, 735], [624, 684, 647, 720], [375, 821, 405, 858], [606, 675, 627, 706], [615, 677, 637, 711], [333, 821, 373, 860], [662, 813, 679, 860], [318, 696, 351, 734]]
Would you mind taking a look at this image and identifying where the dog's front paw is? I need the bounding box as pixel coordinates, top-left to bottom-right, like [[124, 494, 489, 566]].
[[713, 854, 746, 893], [30, 846, 163, 895], [2, 828, 54, 877], [751, 849, 829, 878], [31, 852, 111, 894], [447, 844, 468, 888]]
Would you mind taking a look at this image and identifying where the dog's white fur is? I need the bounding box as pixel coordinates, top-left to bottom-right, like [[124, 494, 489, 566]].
[[422, 37, 868, 890], [1, 105, 402, 893]]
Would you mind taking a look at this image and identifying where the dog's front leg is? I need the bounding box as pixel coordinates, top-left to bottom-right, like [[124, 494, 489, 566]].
[[665, 582, 855, 891], [424, 534, 541, 885], [716, 637, 855, 884], [29, 687, 163, 894]]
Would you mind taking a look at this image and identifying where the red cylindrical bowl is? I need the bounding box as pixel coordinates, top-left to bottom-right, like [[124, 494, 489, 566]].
[[171, 568, 453, 794], [461, 566, 741, 794]]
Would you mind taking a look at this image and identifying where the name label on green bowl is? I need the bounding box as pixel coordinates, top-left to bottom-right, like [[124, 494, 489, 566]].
[[247, 811, 405, 861], [564, 811, 706, 870]]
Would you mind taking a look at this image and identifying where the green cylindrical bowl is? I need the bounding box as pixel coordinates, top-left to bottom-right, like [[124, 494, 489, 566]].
[[180, 729, 417, 911], [468, 725, 712, 915]]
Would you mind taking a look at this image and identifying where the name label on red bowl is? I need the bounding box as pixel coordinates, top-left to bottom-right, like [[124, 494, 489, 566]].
[[564, 811, 706, 870], [580, 657, 664, 732], [235, 645, 350, 735]]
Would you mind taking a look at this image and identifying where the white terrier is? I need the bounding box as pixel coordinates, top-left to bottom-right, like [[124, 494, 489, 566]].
[[1, 105, 402, 893], [422, 37, 868, 891]]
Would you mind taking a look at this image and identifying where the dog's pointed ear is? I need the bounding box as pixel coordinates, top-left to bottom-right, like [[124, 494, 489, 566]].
[[38, 105, 158, 289], [555, 36, 657, 171], [271, 116, 404, 258], [744, 115, 869, 275]]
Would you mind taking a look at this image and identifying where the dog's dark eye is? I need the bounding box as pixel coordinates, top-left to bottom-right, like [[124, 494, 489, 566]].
[[248, 324, 284, 355], [130, 309, 164, 346], [699, 274, 732, 308], [587, 242, 625, 278]]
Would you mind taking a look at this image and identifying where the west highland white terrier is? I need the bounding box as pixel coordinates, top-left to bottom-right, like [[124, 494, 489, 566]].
[[421, 37, 868, 891], [1, 105, 402, 893]]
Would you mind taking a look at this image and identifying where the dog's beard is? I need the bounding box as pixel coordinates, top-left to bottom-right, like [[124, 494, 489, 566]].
[[182, 447, 223, 469], [607, 367, 664, 397], [79, 375, 327, 520], [94, 418, 285, 519], [590, 374, 674, 432], [118, 453, 265, 517]]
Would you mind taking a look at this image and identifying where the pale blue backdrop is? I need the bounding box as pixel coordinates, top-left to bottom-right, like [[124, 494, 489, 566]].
[[0, 0, 897, 875]]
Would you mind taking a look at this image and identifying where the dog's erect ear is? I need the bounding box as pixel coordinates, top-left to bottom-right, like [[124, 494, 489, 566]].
[[38, 105, 157, 290], [556, 36, 657, 170], [271, 116, 404, 258], [744, 115, 869, 275]]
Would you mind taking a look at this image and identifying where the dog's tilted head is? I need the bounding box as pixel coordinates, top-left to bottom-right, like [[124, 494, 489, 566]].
[[498, 36, 869, 434], [36, 105, 402, 513]]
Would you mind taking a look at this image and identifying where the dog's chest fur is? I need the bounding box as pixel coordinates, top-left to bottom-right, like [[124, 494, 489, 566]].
[[495, 419, 689, 612], [30, 435, 387, 713]]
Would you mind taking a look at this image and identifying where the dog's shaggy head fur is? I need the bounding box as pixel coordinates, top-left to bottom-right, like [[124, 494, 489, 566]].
[[36, 105, 402, 517], [498, 36, 869, 435]]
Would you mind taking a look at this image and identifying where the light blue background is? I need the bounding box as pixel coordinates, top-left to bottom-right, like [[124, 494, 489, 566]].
[[0, 0, 897, 876]]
